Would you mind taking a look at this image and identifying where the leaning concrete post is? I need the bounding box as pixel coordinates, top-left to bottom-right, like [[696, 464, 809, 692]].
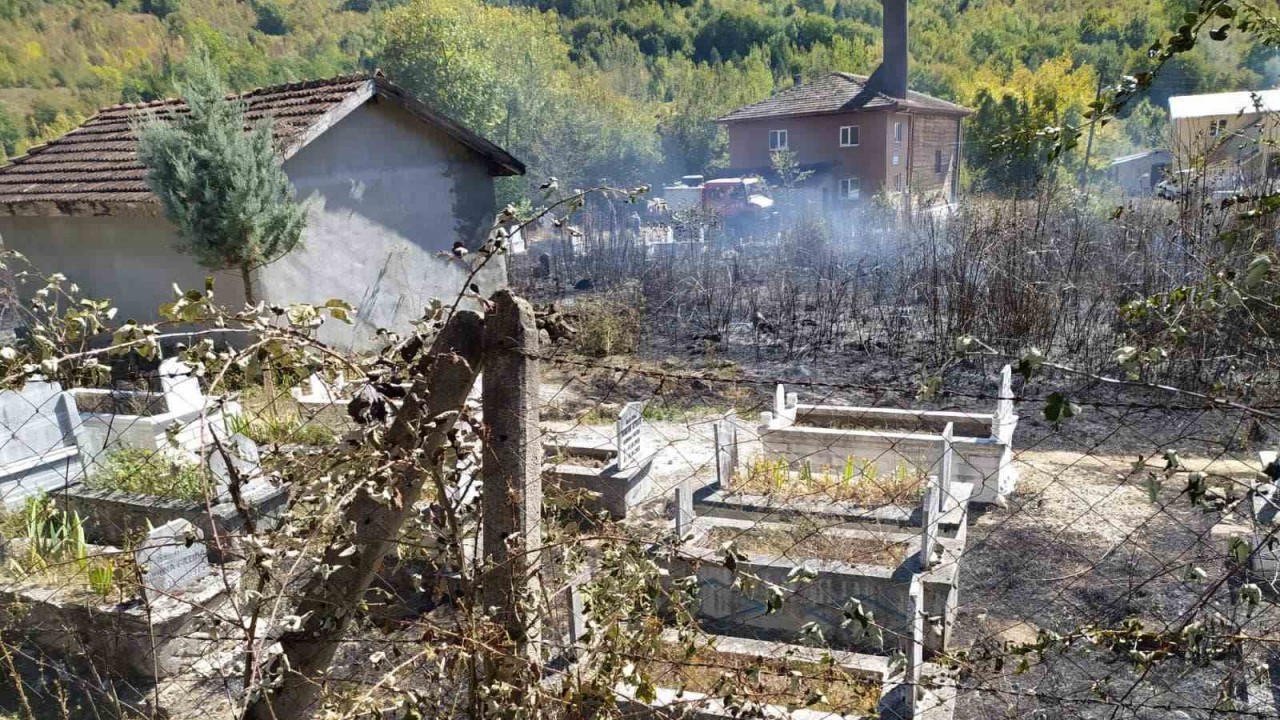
[[906, 574, 925, 717], [482, 290, 543, 658]]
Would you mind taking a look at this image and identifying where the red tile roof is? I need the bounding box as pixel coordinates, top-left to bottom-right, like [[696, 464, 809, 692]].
[[717, 72, 971, 123], [0, 73, 524, 216]]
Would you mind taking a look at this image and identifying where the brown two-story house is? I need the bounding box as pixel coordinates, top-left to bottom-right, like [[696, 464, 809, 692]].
[[717, 0, 970, 212]]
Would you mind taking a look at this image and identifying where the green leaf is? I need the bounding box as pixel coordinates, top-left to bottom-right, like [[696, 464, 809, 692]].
[[1043, 392, 1079, 424]]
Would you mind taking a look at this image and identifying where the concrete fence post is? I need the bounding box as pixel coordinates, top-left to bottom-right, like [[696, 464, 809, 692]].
[[481, 290, 543, 660]]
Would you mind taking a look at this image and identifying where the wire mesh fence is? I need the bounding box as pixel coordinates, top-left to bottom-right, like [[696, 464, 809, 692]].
[[1, 187, 1280, 720]]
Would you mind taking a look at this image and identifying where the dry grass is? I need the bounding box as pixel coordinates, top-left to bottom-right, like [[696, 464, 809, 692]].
[[733, 455, 927, 506], [638, 642, 881, 713]]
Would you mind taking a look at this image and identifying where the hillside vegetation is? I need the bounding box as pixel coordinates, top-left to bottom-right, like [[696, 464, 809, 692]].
[[0, 0, 1272, 195]]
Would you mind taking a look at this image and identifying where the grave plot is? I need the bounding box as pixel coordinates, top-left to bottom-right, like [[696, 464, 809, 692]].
[[698, 414, 973, 542], [0, 506, 235, 680], [543, 401, 657, 518], [594, 579, 953, 719], [0, 378, 86, 507], [73, 358, 240, 469], [1233, 450, 1280, 593], [756, 365, 1018, 504], [673, 473, 962, 656], [57, 433, 288, 561]]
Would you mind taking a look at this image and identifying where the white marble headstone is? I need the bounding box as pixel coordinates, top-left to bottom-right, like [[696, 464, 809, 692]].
[[616, 401, 644, 469], [207, 433, 263, 500], [136, 518, 211, 602], [674, 480, 695, 537], [939, 422, 955, 503], [920, 479, 941, 570], [159, 358, 205, 416]]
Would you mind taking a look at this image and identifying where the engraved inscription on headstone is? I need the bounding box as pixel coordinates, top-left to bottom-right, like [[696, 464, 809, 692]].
[[616, 401, 645, 469], [136, 519, 211, 602]]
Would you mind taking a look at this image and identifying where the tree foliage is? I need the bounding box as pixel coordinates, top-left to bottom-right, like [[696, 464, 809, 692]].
[[135, 49, 306, 305], [0, 0, 1270, 198]]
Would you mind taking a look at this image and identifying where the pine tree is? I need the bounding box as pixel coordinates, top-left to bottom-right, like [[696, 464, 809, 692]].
[[135, 49, 305, 306]]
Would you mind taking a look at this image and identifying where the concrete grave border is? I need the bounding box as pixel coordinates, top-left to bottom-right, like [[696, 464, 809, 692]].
[[0, 538, 237, 679], [756, 365, 1018, 504], [612, 630, 953, 720], [0, 379, 86, 507], [72, 359, 240, 471], [544, 402, 657, 518]]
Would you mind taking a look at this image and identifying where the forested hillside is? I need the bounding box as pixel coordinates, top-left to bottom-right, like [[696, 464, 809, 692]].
[[0, 0, 1273, 195]]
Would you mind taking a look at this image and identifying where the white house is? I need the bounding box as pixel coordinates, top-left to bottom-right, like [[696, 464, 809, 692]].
[[0, 73, 525, 348], [1168, 89, 1280, 187]]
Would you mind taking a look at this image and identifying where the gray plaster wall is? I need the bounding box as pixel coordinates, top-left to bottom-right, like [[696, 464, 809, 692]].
[[267, 101, 505, 347], [0, 100, 506, 349], [0, 215, 245, 326]]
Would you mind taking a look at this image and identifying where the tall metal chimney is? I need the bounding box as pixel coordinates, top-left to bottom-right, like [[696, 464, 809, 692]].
[[881, 0, 908, 99]]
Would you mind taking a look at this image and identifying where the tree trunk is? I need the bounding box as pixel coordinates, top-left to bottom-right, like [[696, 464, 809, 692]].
[[240, 263, 257, 306], [242, 309, 486, 720]]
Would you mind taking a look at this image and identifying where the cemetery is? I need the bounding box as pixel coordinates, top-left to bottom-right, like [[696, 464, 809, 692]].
[[72, 358, 239, 471], [1236, 450, 1280, 593], [756, 366, 1018, 505], [0, 507, 234, 679], [613, 631, 894, 719], [58, 432, 287, 561], [543, 401, 656, 518]]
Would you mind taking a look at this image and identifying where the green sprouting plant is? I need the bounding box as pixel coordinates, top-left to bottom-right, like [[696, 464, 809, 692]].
[[87, 561, 114, 598], [10, 495, 91, 573], [228, 411, 336, 446], [87, 448, 209, 502]]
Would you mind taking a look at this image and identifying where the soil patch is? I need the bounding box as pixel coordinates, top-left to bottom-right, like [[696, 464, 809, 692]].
[[639, 642, 881, 714], [707, 526, 909, 566]]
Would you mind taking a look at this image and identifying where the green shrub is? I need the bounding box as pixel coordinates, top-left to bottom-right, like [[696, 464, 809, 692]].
[[572, 299, 642, 357], [87, 448, 208, 502]]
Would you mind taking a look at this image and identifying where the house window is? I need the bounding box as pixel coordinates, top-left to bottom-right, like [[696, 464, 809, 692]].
[[894, 174, 903, 191], [894, 121, 904, 144], [892, 153, 900, 166], [1209, 119, 1228, 138], [769, 129, 788, 151], [839, 177, 861, 200], [935, 150, 945, 174], [840, 126, 860, 147]]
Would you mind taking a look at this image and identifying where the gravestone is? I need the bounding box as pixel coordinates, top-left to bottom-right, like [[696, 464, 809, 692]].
[[207, 433, 263, 500], [291, 372, 348, 405], [616, 401, 645, 469], [939, 422, 955, 505], [0, 380, 84, 505], [919, 478, 940, 570], [159, 358, 204, 416], [136, 518, 212, 603], [568, 582, 587, 657], [993, 364, 1015, 440], [773, 384, 798, 424], [906, 574, 925, 716], [674, 480, 695, 537], [713, 411, 739, 489]]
